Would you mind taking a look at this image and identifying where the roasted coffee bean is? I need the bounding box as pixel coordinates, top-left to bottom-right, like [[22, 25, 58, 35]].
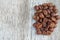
[[33, 15, 37, 20], [39, 18, 43, 23], [53, 5, 56, 9], [43, 18, 48, 22], [42, 4, 48, 9], [40, 28, 45, 31], [49, 22, 56, 28], [46, 31, 51, 35], [53, 9, 58, 13], [33, 23, 37, 27], [42, 22, 47, 27], [44, 6, 48, 9], [35, 12, 39, 16], [43, 10, 48, 16], [42, 31, 47, 35], [34, 5, 40, 11], [46, 15, 50, 18], [39, 5, 43, 9], [42, 3, 48, 6], [55, 15, 60, 20], [50, 9, 53, 13], [37, 31, 42, 34], [33, 16, 39, 21], [47, 9, 51, 14], [39, 13, 44, 18], [44, 28, 48, 31], [36, 29, 42, 34], [47, 20, 51, 25], [35, 23, 42, 29], [49, 6, 53, 9], [33, 3, 59, 35], [51, 17, 57, 22], [50, 13, 56, 16], [37, 10, 42, 13], [47, 3, 53, 6], [48, 27, 54, 32], [38, 24, 42, 28]]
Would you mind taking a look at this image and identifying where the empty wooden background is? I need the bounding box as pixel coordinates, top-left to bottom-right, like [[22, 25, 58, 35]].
[[0, 0, 60, 40]]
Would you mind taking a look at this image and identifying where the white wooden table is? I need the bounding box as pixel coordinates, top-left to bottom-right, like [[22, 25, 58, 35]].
[[0, 0, 60, 40]]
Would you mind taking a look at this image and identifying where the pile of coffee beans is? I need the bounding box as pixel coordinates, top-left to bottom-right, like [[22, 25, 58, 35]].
[[33, 3, 60, 35]]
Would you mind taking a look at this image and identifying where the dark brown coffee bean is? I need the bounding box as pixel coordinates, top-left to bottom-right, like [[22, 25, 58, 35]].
[[38, 24, 42, 28], [46, 31, 51, 35], [43, 10, 48, 16], [49, 22, 56, 28], [35, 12, 39, 16], [40, 28, 45, 31], [49, 6, 53, 9], [42, 3, 48, 6], [47, 9, 51, 14], [36, 23, 42, 29], [33, 23, 37, 27], [50, 13, 56, 16], [33, 15, 37, 20], [39, 5, 43, 9], [37, 10, 42, 13], [47, 20, 52, 25], [48, 27, 54, 32], [39, 18, 43, 23], [46, 15, 50, 18], [44, 6, 48, 9], [43, 18, 48, 22], [44, 28, 48, 31], [53, 5, 56, 9], [42, 22, 46, 27], [53, 9, 58, 13], [33, 16, 39, 21], [34, 22, 42, 28], [37, 31, 42, 34], [50, 9, 53, 13], [36, 29, 42, 34], [42, 31, 47, 35], [55, 15, 60, 20], [34, 5, 40, 11], [39, 13, 44, 18], [51, 17, 57, 22], [47, 3, 53, 6]]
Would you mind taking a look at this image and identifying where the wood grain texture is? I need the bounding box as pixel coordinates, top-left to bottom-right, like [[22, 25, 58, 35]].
[[0, 0, 60, 40], [0, 0, 30, 40]]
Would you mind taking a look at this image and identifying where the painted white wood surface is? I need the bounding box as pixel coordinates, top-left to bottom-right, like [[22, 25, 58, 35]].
[[0, 0, 60, 40], [0, 0, 29, 40]]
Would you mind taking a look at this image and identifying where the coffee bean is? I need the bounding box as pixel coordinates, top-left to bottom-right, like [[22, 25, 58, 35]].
[[34, 5, 40, 11], [43, 5, 48, 9], [46, 31, 51, 35], [49, 6, 53, 9], [47, 9, 51, 14], [33, 16, 39, 21], [50, 13, 56, 16], [39, 5, 43, 9], [43, 10, 48, 16], [36, 29, 42, 34], [39, 13, 44, 18], [51, 17, 57, 22], [49, 22, 56, 28], [48, 27, 54, 32], [39, 18, 43, 23], [37, 10, 42, 13]]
